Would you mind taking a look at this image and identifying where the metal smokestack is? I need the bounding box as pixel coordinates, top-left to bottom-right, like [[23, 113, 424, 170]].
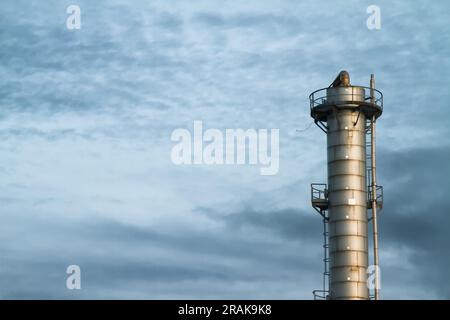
[[310, 71, 383, 300]]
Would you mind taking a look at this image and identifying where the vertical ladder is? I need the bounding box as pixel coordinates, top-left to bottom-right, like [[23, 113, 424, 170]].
[[322, 215, 330, 296], [365, 116, 382, 300], [313, 214, 330, 300], [366, 118, 373, 194], [365, 118, 374, 298], [311, 184, 330, 300]]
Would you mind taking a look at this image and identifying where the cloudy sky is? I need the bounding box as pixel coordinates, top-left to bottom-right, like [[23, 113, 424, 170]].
[[0, 0, 449, 299]]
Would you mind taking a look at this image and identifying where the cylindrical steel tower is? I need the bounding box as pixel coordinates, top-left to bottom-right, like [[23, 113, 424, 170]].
[[310, 71, 383, 300]]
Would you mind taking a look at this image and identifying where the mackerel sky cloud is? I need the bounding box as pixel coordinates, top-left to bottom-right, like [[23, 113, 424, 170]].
[[0, 0, 449, 299]]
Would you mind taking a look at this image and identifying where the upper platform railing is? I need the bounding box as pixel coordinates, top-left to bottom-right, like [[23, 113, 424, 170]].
[[309, 86, 383, 112]]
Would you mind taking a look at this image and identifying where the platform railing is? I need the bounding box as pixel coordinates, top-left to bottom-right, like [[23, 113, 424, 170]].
[[311, 183, 328, 203], [309, 86, 383, 111], [367, 185, 383, 209], [312, 289, 330, 300]]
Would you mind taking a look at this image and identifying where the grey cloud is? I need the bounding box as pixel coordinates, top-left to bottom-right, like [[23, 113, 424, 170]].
[[199, 207, 321, 242], [0, 212, 319, 299], [378, 146, 450, 298], [193, 12, 305, 34]]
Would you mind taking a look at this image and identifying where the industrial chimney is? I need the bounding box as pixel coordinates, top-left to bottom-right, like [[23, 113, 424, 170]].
[[310, 71, 383, 300]]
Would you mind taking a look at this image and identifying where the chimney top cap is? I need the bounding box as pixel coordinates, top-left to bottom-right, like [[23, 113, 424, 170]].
[[330, 70, 350, 87]]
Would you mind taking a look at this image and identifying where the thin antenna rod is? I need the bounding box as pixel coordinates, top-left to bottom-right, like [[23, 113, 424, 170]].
[[370, 74, 380, 300]]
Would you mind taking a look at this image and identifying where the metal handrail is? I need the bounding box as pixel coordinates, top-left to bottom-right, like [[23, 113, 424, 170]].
[[309, 86, 383, 111], [311, 183, 328, 202], [367, 185, 383, 203], [312, 289, 329, 300]]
